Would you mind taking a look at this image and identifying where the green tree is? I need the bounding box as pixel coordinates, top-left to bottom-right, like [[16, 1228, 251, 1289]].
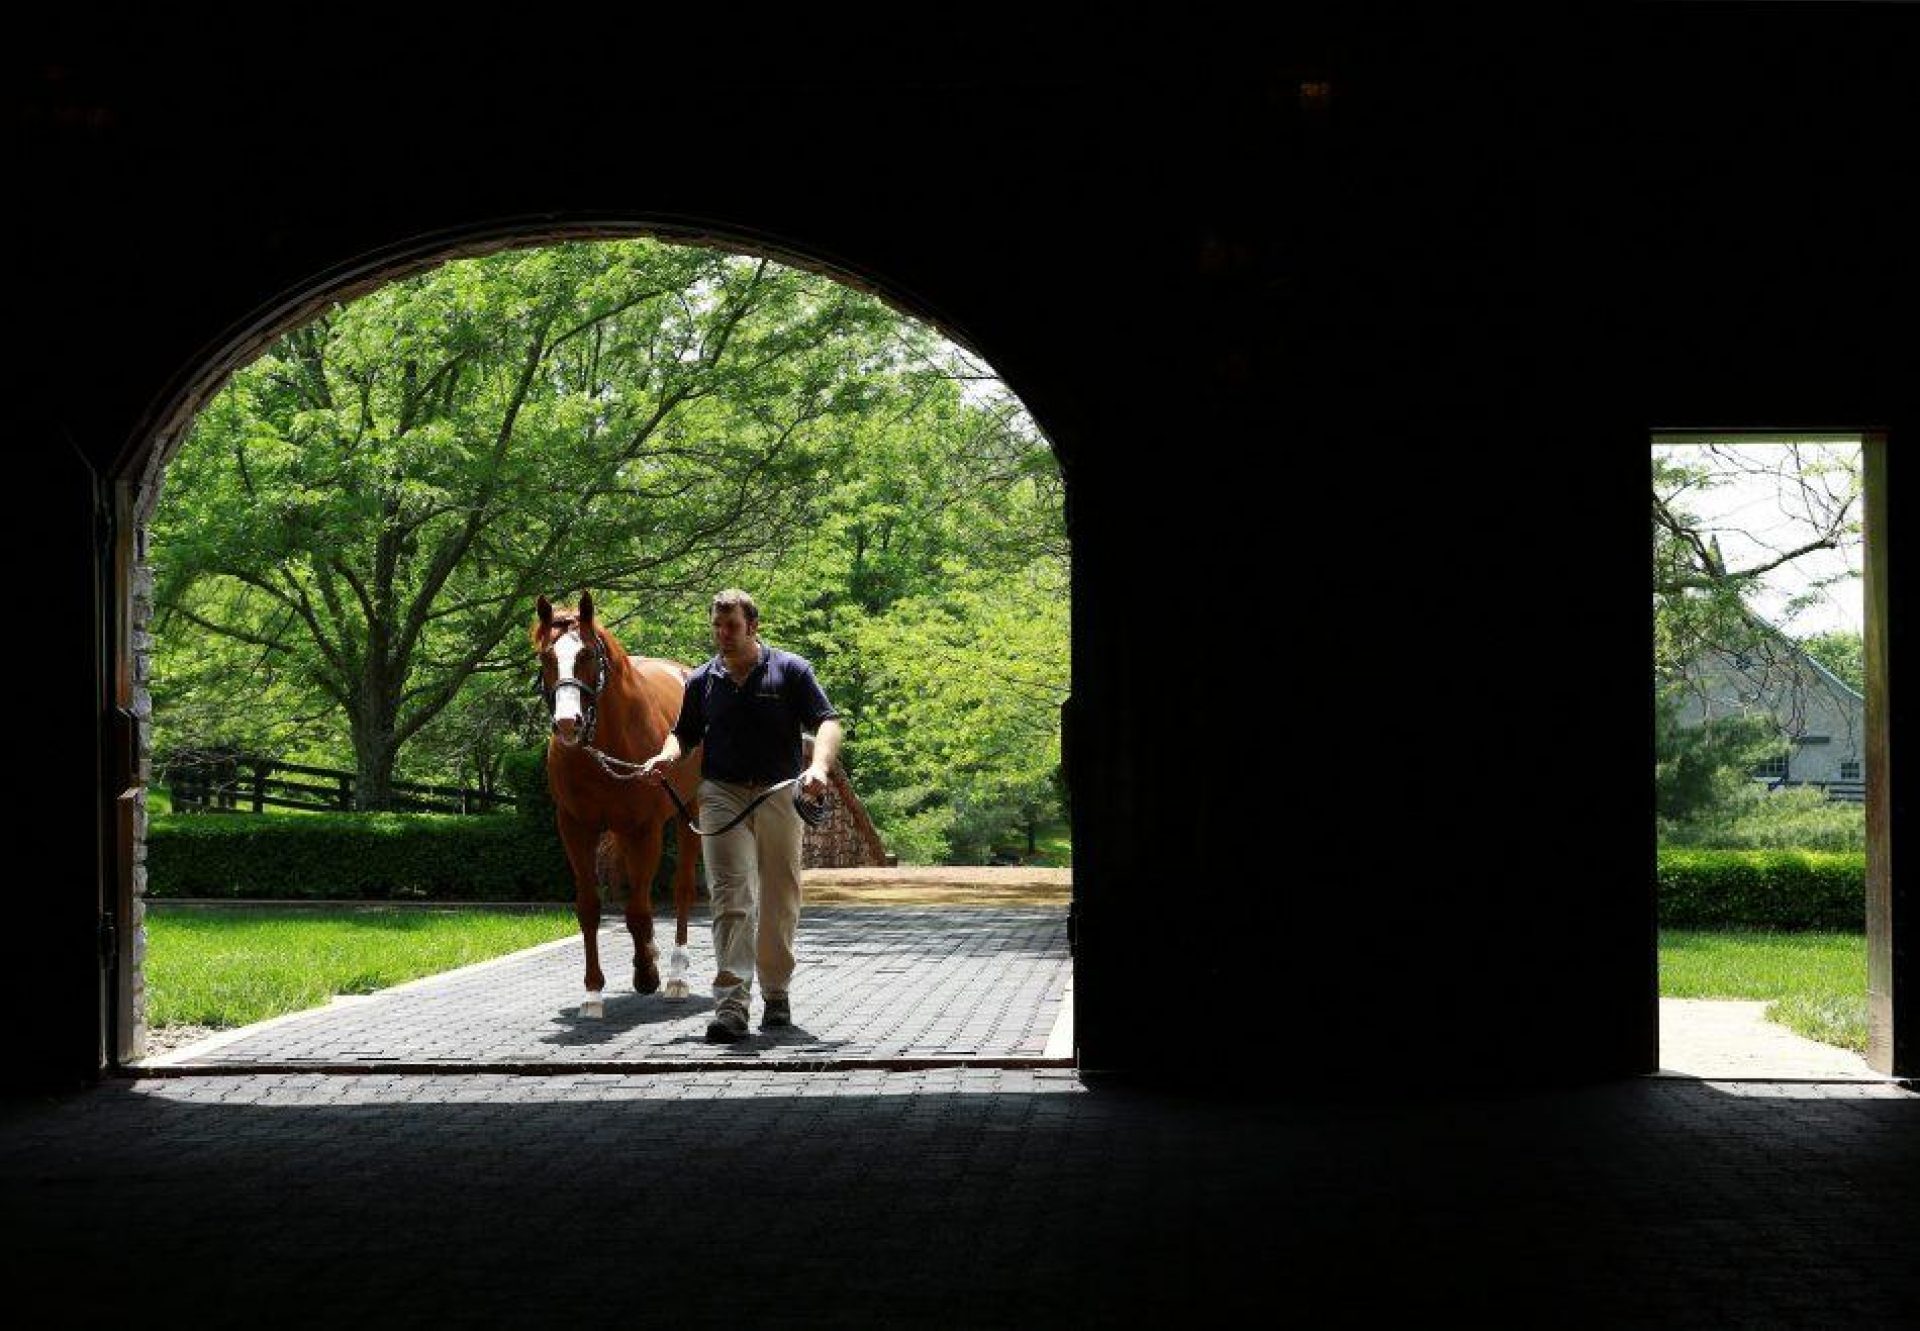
[[845, 569, 1069, 861], [1653, 445, 1859, 684], [1654, 689, 1779, 824], [1799, 629, 1865, 695], [153, 240, 895, 807], [740, 339, 1071, 862]]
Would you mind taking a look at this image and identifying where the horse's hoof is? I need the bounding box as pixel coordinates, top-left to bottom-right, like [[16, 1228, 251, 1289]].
[[579, 992, 604, 1018], [634, 969, 661, 996], [663, 978, 691, 1001]]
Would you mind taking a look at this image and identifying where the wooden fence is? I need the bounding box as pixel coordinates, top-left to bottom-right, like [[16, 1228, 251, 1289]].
[[164, 755, 514, 816]]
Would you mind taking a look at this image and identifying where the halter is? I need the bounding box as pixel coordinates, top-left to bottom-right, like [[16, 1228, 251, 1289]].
[[535, 629, 611, 746]]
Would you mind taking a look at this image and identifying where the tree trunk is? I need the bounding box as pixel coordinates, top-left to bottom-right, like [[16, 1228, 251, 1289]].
[[349, 690, 402, 812], [352, 734, 399, 811]]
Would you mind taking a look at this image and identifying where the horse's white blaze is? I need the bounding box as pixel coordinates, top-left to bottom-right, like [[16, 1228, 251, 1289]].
[[551, 630, 585, 725]]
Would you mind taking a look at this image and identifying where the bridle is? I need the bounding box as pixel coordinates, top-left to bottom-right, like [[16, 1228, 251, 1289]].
[[535, 628, 611, 747]]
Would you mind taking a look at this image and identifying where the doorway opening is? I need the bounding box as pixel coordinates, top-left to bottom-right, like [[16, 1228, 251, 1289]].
[[1650, 430, 1891, 1078], [114, 227, 1073, 1073]]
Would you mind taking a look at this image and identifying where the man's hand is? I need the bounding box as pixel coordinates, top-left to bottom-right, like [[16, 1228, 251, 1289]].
[[799, 764, 831, 800]]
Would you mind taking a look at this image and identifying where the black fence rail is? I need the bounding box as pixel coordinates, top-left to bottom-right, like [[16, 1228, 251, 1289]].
[[163, 754, 514, 816]]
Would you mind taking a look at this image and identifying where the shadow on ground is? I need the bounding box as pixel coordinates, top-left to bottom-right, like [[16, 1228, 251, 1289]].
[[1, 1072, 1913, 1326]]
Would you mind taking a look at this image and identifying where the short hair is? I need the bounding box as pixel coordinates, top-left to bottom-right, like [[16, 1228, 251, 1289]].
[[710, 588, 760, 625]]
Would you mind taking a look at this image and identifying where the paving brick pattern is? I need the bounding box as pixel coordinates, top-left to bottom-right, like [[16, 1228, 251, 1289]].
[[152, 904, 1069, 1067], [52, 899, 1911, 1323], [0, 1071, 1912, 1326]]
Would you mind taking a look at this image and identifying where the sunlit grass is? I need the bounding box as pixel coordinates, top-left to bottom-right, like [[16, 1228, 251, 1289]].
[[990, 821, 1072, 867], [145, 906, 577, 1030], [1659, 928, 1868, 1051]]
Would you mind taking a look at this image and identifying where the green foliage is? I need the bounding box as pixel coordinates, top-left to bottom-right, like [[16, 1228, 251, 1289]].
[[147, 812, 567, 902], [1798, 629, 1866, 695], [153, 240, 904, 804], [499, 744, 556, 831], [152, 240, 1071, 857], [823, 570, 1066, 863], [1659, 783, 1865, 851], [855, 787, 953, 866], [1656, 849, 1864, 929], [1652, 454, 1761, 683], [1653, 688, 1778, 823]]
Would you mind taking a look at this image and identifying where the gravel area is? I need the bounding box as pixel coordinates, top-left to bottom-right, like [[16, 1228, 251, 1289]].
[[142, 1024, 221, 1056], [802, 865, 1070, 904]]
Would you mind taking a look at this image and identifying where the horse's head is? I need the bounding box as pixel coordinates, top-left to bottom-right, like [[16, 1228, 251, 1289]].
[[533, 591, 614, 747]]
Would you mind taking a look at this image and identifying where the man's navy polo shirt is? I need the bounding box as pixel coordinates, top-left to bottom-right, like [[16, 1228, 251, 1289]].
[[670, 643, 839, 785]]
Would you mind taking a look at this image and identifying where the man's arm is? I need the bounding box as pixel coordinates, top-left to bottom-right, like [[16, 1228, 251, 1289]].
[[801, 718, 844, 799], [641, 672, 703, 784], [790, 658, 841, 799]]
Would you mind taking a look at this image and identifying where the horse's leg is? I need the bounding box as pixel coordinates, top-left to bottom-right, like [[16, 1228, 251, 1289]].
[[556, 810, 606, 1015], [617, 819, 665, 994], [664, 803, 700, 999]]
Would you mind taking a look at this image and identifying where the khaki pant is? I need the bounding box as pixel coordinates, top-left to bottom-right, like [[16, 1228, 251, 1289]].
[[699, 778, 804, 1014]]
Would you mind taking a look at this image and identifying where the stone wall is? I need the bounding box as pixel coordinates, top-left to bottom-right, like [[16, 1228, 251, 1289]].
[[129, 541, 155, 1058], [803, 762, 891, 869]]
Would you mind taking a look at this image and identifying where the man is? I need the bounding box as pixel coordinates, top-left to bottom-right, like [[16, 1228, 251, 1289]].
[[639, 589, 843, 1042]]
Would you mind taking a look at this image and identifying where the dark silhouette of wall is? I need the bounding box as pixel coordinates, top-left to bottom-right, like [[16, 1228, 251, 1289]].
[[9, 9, 1915, 1090]]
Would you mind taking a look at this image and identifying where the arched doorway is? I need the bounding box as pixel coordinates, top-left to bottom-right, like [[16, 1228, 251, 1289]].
[[108, 220, 1075, 1071]]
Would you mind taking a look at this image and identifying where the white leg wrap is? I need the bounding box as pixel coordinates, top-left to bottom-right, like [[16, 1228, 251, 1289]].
[[663, 946, 691, 1000]]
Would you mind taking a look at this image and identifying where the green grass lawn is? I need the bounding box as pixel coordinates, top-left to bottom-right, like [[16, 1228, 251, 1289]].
[[145, 906, 578, 1030], [1659, 929, 1868, 1052], [148, 909, 1861, 1052]]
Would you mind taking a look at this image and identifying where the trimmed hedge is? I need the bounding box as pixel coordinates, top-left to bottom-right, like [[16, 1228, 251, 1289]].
[[148, 746, 686, 902], [500, 746, 555, 832], [146, 811, 569, 902], [1656, 849, 1865, 930]]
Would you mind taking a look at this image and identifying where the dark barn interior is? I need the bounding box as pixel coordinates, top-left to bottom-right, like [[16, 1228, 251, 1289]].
[[6, 9, 1916, 1324]]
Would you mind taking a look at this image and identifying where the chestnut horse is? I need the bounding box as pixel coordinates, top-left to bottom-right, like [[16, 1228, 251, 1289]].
[[533, 592, 702, 1017]]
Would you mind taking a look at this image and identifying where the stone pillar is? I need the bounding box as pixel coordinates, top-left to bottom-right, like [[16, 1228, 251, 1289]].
[[128, 533, 155, 1058]]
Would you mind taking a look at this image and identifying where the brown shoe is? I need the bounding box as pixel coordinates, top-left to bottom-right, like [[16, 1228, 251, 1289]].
[[762, 994, 791, 1028], [705, 1005, 749, 1043]]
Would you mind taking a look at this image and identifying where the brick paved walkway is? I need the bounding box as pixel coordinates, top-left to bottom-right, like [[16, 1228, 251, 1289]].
[[143, 905, 1071, 1069], [1, 1070, 1912, 1326], [11, 898, 1920, 1326]]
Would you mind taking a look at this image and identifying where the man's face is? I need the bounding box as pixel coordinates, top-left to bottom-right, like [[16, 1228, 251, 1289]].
[[711, 606, 754, 656]]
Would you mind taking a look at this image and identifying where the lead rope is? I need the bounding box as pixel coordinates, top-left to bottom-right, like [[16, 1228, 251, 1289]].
[[577, 742, 803, 837]]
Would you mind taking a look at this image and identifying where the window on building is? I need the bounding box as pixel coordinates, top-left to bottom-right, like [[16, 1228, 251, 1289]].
[[1753, 754, 1789, 780], [1840, 760, 1862, 781]]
